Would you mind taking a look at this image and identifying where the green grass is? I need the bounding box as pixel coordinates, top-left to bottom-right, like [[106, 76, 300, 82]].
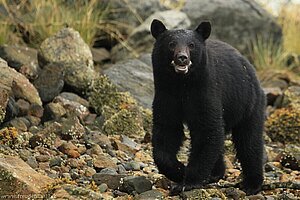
[[249, 3, 300, 72], [0, 0, 126, 47], [248, 36, 289, 70]]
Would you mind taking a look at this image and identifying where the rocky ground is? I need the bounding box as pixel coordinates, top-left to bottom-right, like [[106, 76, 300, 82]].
[[0, 1, 299, 199]]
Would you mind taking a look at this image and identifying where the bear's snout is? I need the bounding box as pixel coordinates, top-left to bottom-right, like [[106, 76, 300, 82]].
[[172, 50, 192, 74], [175, 53, 190, 66]]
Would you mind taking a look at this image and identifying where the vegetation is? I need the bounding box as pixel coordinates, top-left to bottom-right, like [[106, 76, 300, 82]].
[[265, 106, 300, 144], [87, 75, 152, 136], [0, 0, 125, 47], [249, 2, 300, 73]]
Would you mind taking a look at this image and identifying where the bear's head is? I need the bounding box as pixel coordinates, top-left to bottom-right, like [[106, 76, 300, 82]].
[[151, 19, 211, 75]]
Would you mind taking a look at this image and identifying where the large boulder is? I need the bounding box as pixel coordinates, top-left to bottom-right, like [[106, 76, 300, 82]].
[[0, 58, 42, 106], [104, 57, 154, 109], [38, 28, 95, 92], [111, 10, 191, 62], [182, 0, 282, 53], [0, 155, 54, 195], [0, 45, 39, 80]]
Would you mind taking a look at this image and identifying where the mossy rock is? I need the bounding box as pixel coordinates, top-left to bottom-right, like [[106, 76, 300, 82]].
[[281, 86, 300, 109], [87, 75, 152, 136], [265, 107, 300, 144]]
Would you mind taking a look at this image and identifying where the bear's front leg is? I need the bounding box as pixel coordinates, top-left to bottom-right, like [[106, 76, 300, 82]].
[[152, 92, 185, 183], [185, 119, 225, 189]]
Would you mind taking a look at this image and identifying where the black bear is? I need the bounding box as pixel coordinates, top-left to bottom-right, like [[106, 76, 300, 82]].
[[150, 19, 266, 195]]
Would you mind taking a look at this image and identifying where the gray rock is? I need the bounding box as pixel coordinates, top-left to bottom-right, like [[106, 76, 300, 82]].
[[49, 157, 63, 167], [182, 0, 282, 54], [99, 167, 118, 175], [136, 189, 163, 200], [111, 10, 191, 62], [0, 45, 39, 80], [91, 48, 110, 64], [0, 58, 42, 106], [120, 176, 152, 194], [26, 156, 38, 169], [39, 28, 95, 92], [92, 173, 125, 190], [34, 63, 64, 102], [98, 183, 108, 193], [43, 102, 66, 121], [104, 59, 154, 108]]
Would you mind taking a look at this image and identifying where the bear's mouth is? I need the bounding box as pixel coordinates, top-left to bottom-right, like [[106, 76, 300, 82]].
[[171, 60, 192, 74]]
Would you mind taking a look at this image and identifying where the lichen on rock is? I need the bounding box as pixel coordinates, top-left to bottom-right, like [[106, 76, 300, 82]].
[[265, 106, 300, 144], [87, 75, 152, 136]]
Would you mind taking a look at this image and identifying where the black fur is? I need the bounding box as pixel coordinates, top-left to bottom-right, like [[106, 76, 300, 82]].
[[150, 20, 265, 195]]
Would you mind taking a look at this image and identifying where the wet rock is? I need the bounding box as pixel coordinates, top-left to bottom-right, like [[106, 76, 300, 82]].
[[182, 0, 282, 54], [34, 63, 64, 102], [120, 176, 152, 194], [0, 58, 42, 106], [0, 155, 54, 195], [92, 173, 125, 189], [0, 45, 39, 80], [136, 189, 164, 200]]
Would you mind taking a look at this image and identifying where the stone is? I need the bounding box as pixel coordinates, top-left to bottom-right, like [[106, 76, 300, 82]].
[[16, 99, 30, 116], [112, 138, 138, 156], [35, 155, 50, 162], [136, 189, 164, 200], [28, 104, 44, 118], [0, 89, 9, 124], [26, 156, 38, 169], [7, 117, 28, 132], [99, 167, 118, 175], [93, 153, 117, 170], [281, 86, 300, 108], [86, 144, 103, 156], [183, 189, 227, 199], [98, 183, 108, 193], [120, 176, 152, 194], [104, 59, 154, 108], [0, 155, 54, 195], [92, 173, 125, 190], [34, 63, 64, 102], [91, 47, 110, 64], [60, 116, 85, 140], [0, 58, 42, 106], [0, 45, 39, 80], [263, 87, 283, 106], [58, 141, 80, 158], [43, 102, 66, 121], [85, 167, 96, 177], [49, 156, 63, 167], [39, 28, 95, 92], [182, 0, 282, 54], [111, 10, 191, 62]]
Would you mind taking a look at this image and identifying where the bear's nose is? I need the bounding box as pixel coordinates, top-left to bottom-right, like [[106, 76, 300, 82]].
[[176, 54, 189, 65]]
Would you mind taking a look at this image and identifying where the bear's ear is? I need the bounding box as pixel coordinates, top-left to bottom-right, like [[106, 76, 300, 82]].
[[151, 19, 167, 39], [195, 21, 211, 40]]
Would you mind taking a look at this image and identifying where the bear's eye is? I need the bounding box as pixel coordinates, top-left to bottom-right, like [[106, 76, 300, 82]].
[[168, 41, 176, 50], [189, 42, 195, 49]]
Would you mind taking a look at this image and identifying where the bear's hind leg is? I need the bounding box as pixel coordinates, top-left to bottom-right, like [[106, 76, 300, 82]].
[[209, 154, 225, 183], [232, 110, 264, 195]]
